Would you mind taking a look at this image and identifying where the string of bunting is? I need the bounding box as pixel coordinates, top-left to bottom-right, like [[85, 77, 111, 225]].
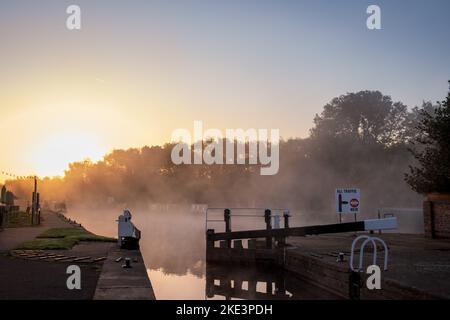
[[0, 170, 36, 180]]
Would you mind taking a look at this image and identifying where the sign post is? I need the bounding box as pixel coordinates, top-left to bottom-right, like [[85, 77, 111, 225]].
[[336, 188, 360, 223]]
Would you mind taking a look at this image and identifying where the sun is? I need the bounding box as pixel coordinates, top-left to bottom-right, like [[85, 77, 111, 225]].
[[30, 132, 106, 177]]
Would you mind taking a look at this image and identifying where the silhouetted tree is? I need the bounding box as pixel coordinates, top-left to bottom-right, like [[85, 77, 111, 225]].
[[311, 91, 409, 146], [405, 81, 450, 194]]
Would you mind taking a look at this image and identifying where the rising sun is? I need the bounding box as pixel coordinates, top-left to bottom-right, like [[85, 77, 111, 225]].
[[30, 132, 106, 177]]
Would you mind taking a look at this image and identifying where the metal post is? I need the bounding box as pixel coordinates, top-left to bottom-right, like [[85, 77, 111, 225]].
[[224, 209, 231, 248], [280, 210, 290, 247], [224, 209, 231, 232], [378, 209, 382, 235], [36, 192, 40, 225], [31, 192, 35, 225], [283, 210, 290, 228], [31, 176, 37, 225], [264, 209, 272, 249]]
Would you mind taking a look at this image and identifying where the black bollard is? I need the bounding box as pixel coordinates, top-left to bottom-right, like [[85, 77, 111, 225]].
[[122, 257, 132, 269]]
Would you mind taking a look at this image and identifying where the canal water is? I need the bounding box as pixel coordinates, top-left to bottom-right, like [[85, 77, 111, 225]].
[[67, 205, 340, 300]]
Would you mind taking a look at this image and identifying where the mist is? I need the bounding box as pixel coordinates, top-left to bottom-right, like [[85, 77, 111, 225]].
[[4, 90, 433, 237]]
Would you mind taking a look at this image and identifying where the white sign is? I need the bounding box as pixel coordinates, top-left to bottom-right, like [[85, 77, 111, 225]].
[[336, 188, 360, 214]]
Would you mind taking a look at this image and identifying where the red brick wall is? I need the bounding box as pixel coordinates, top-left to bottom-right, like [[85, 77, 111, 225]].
[[424, 194, 450, 239]]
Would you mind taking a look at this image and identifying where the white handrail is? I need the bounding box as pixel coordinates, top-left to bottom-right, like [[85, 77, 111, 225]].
[[350, 235, 389, 271]]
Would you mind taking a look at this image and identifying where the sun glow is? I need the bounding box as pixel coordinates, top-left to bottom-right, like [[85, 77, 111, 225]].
[[30, 132, 106, 177]]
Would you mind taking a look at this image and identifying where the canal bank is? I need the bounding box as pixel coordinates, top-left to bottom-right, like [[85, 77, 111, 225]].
[[94, 247, 155, 300], [0, 210, 155, 300], [0, 211, 112, 299], [92, 208, 156, 300]]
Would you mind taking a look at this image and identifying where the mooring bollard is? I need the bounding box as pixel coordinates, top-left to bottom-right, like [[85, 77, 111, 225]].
[[122, 257, 132, 268], [264, 209, 272, 249]]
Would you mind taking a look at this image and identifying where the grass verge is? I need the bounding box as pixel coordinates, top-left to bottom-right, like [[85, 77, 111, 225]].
[[16, 227, 116, 250]]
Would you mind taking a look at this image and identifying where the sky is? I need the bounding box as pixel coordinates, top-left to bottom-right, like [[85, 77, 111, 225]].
[[0, 0, 449, 178]]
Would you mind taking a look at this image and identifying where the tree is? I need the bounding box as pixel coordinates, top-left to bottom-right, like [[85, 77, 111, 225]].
[[311, 91, 409, 146], [405, 102, 438, 143], [405, 81, 450, 194]]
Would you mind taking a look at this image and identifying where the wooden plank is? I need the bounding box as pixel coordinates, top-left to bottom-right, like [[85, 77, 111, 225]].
[[210, 221, 366, 241], [93, 257, 107, 262], [54, 256, 76, 261], [72, 256, 91, 262]]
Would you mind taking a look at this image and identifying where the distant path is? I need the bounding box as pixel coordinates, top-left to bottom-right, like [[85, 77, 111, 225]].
[[0, 211, 72, 252]]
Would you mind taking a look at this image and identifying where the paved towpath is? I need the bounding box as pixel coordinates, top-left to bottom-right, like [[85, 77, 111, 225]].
[[0, 211, 72, 252], [0, 211, 113, 299]]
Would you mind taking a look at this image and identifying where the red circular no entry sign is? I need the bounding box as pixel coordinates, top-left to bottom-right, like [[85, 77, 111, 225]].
[[350, 198, 359, 208]]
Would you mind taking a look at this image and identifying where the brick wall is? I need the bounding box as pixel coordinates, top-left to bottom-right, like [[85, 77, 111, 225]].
[[424, 193, 450, 239]]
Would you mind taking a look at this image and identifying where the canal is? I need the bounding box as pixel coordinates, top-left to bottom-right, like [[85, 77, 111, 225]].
[[67, 205, 340, 299]]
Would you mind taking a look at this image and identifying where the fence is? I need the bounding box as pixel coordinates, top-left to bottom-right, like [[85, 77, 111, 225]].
[[205, 207, 398, 265], [0, 205, 26, 228], [205, 208, 291, 249]]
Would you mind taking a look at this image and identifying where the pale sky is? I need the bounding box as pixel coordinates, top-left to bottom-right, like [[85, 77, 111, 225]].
[[1, 0, 449, 178]]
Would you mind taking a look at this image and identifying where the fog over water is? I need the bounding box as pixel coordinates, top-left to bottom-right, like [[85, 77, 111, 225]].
[[66, 204, 337, 299], [66, 202, 423, 299]]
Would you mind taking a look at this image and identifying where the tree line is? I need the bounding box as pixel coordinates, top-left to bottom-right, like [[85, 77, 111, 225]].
[[4, 84, 449, 217]]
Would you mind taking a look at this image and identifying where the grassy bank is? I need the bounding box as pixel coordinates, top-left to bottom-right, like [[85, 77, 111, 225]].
[[16, 227, 116, 250]]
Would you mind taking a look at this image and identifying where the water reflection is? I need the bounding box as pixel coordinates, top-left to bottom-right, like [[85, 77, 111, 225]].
[[66, 205, 339, 300], [205, 263, 340, 300], [148, 269, 206, 300], [206, 263, 292, 300]]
